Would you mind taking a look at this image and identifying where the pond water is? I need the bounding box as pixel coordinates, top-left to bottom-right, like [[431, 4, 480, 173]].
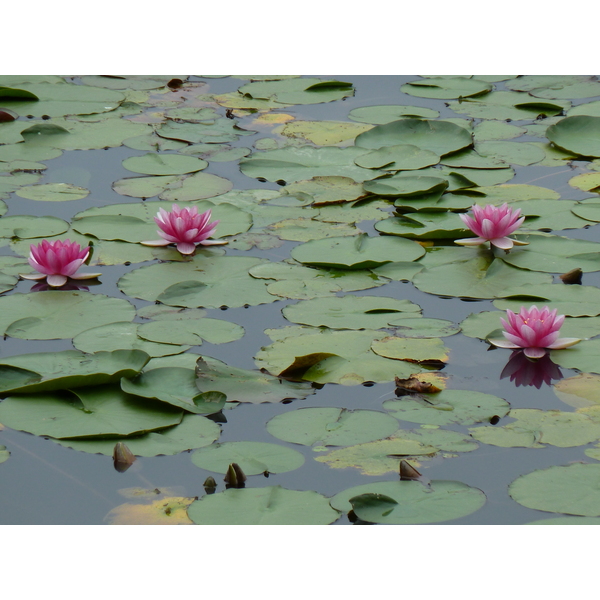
[[2, 75, 600, 525]]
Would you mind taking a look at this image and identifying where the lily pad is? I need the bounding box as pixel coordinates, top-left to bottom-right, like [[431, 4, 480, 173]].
[[0, 215, 69, 241], [72, 322, 190, 357], [509, 464, 600, 516], [194, 356, 314, 404], [120, 367, 227, 414], [546, 116, 600, 157], [0, 384, 182, 438], [255, 329, 427, 385], [240, 146, 379, 183], [0, 292, 136, 340], [469, 409, 600, 448], [191, 441, 304, 475], [371, 337, 449, 364], [118, 255, 279, 308], [187, 486, 340, 525], [122, 153, 208, 175], [355, 119, 473, 156], [551, 339, 600, 374], [402, 77, 492, 99], [335, 480, 486, 524], [291, 233, 425, 270], [383, 389, 510, 426], [136, 318, 244, 346], [266, 407, 399, 447], [282, 295, 420, 330], [354, 144, 440, 170], [55, 412, 221, 457], [348, 105, 439, 124], [15, 183, 89, 202], [363, 174, 448, 197], [0, 349, 150, 395]]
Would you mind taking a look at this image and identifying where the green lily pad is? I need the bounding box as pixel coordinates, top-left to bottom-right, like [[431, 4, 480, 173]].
[[291, 233, 425, 270], [0, 292, 136, 340], [332, 480, 486, 524], [354, 144, 440, 170], [470, 409, 600, 448], [509, 463, 600, 516], [249, 261, 390, 300], [282, 295, 420, 330], [137, 318, 244, 346], [499, 233, 600, 273], [55, 412, 221, 457], [371, 337, 449, 364], [266, 407, 399, 447], [546, 116, 600, 157], [120, 367, 227, 414], [553, 373, 600, 409], [274, 175, 366, 206], [0, 82, 124, 117], [72, 322, 190, 357], [355, 119, 473, 156], [363, 174, 448, 197], [375, 212, 467, 240], [0, 349, 150, 395], [194, 356, 314, 404], [15, 182, 89, 202], [122, 153, 208, 175], [187, 486, 340, 525], [551, 339, 600, 374], [512, 199, 590, 231], [494, 283, 600, 316], [255, 329, 426, 385], [413, 255, 553, 299], [383, 389, 510, 426], [156, 118, 255, 145], [475, 141, 545, 166], [240, 146, 379, 183], [402, 77, 492, 99], [0, 446, 9, 464], [528, 516, 600, 525], [0, 215, 69, 242], [571, 198, 600, 221], [267, 217, 360, 242], [348, 104, 439, 124], [0, 384, 183, 439], [473, 120, 526, 141], [118, 255, 279, 308], [314, 434, 437, 475], [191, 441, 304, 475], [277, 120, 372, 145]]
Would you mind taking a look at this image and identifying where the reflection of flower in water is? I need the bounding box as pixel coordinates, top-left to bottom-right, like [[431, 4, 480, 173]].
[[500, 350, 563, 389], [29, 282, 93, 293]]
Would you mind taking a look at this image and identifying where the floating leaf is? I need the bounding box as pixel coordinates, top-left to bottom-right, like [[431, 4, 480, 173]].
[[122, 153, 208, 175], [191, 441, 304, 475], [551, 339, 600, 374], [56, 413, 221, 456], [553, 373, 600, 409], [509, 464, 600, 516], [331, 480, 485, 524], [277, 120, 371, 145], [354, 144, 440, 170], [383, 389, 510, 426], [120, 367, 227, 414], [266, 408, 399, 447], [363, 174, 448, 197], [0, 292, 135, 340], [469, 409, 600, 448], [0, 215, 69, 241], [118, 255, 278, 308], [187, 486, 340, 525], [355, 119, 472, 156], [137, 317, 244, 346], [348, 104, 439, 124], [105, 495, 195, 525], [402, 77, 492, 99], [15, 183, 89, 202], [194, 356, 314, 404], [371, 337, 449, 365], [291, 233, 425, 270], [0, 384, 182, 438], [0, 349, 150, 395], [255, 329, 427, 385], [282, 296, 420, 330], [546, 116, 600, 157]]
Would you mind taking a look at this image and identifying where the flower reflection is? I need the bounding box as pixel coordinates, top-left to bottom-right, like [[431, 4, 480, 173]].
[[500, 350, 564, 389]]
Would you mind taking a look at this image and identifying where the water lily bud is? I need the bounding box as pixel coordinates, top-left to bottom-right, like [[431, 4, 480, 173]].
[[560, 268, 582, 285], [113, 442, 136, 473], [224, 463, 247, 488], [203, 476, 217, 494], [399, 460, 422, 480]]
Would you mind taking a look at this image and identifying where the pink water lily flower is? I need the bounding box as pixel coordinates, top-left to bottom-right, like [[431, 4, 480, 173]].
[[455, 203, 528, 250], [488, 306, 581, 359], [20, 239, 102, 288], [141, 204, 227, 255]]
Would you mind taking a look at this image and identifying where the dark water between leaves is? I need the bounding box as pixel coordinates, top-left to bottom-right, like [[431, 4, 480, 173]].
[[1, 75, 599, 524]]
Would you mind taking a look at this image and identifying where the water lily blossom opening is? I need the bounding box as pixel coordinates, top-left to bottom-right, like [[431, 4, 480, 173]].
[[141, 204, 227, 255], [488, 306, 581, 359], [455, 203, 528, 250], [20, 239, 101, 288]]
